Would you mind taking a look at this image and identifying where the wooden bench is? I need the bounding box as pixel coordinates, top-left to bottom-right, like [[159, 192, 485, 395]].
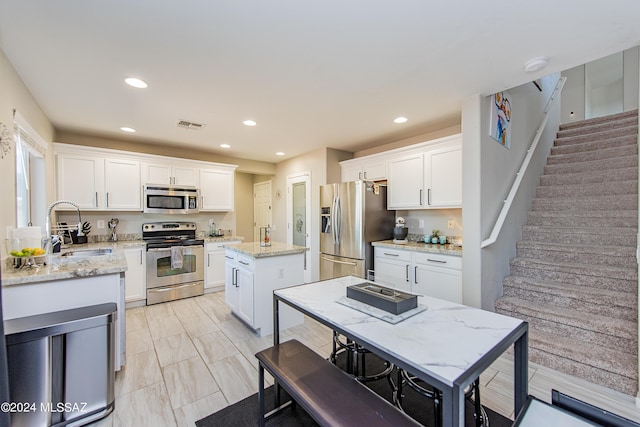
[[255, 339, 421, 427]]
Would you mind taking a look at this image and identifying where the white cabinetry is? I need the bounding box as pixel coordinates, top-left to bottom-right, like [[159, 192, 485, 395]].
[[56, 152, 141, 211], [224, 249, 304, 336], [374, 247, 462, 304], [200, 167, 235, 211], [373, 247, 412, 292], [124, 246, 146, 305], [142, 162, 198, 186], [387, 152, 424, 209], [340, 157, 387, 182], [206, 240, 240, 292], [412, 252, 462, 303], [387, 135, 462, 210]]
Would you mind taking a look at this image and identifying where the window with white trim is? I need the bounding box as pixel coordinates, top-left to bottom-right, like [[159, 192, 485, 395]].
[[13, 111, 47, 228]]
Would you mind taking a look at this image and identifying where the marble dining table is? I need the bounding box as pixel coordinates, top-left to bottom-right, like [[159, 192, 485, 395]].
[[273, 276, 529, 427]]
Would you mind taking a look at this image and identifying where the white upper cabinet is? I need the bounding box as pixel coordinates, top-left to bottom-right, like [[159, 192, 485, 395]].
[[387, 152, 424, 209], [387, 134, 462, 210], [142, 162, 198, 186], [56, 153, 104, 209], [340, 157, 387, 182], [425, 142, 462, 208], [104, 158, 141, 210], [54, 143, 238, 212], [56, 152, 141, 211], [199, 167, 236, 211]]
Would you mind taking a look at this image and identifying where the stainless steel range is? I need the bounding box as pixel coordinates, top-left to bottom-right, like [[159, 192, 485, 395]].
[[143, 222, 204, 305]]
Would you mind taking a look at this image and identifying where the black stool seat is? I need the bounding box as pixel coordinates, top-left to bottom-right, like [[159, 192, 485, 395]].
[[330, 331, 395, 383]]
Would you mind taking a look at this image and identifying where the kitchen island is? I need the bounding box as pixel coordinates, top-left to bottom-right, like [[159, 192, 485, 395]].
[[2, 248, 129, 370], [224, 241, 306, 336]]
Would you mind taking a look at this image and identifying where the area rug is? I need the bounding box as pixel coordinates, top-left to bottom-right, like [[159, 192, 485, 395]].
[[197, 352, 513, 427]]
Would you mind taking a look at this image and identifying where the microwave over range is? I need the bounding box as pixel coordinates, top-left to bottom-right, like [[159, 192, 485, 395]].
[[143, 184, 200, 214]]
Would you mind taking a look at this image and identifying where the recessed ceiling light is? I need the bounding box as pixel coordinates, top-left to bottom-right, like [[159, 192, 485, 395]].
[[220, 143, 231, 148], [243, 120, 257, 126], [524, 57, 549, 73], [124, 77, 148, 88], [394, 116, 408, 124], [275, 152, 285, 156], [120, 126, 136, 133]]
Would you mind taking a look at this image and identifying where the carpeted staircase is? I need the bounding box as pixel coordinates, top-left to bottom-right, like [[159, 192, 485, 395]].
[[495, 109, 639, 395]]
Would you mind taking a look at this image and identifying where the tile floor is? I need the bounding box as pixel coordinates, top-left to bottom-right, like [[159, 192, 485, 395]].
[[88, 292, 640, 426]]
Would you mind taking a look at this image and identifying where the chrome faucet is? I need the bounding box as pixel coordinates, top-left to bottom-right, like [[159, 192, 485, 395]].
[[44, 200, 84, 261]]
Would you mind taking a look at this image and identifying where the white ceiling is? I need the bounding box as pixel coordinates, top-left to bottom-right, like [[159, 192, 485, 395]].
[[0, 1, 639, 163]]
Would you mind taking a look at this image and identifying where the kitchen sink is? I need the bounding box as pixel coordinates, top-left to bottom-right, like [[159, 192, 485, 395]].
[[61, 248, 113, 257]]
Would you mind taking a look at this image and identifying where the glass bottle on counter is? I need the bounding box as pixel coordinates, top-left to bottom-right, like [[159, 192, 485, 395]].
[[260, 226, 271, 247]]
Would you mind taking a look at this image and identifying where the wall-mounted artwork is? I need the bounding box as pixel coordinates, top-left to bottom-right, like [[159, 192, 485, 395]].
[[490, 91, 512, 148]]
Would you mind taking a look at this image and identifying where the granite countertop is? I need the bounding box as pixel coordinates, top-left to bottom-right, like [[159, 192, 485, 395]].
[[1, 241, 149, 286], [203, 236, 243, 243], [372, 240, 462, 257], [224, 241, 307, 258]]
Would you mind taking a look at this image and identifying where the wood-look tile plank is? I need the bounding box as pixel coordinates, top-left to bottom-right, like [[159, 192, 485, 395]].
[[173, 392, 229, 427], [154, 332, 200, 368], [113, 382, 177, 427], [148, 315, 185, 340], [162, 356, 220, 409]]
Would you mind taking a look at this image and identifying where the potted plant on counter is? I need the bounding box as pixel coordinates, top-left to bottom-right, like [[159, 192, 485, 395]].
[[431, 229, 440, 244]]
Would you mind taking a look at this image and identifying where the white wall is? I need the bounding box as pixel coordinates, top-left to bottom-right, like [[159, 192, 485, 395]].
[[463, 73, 561, 310], [0, 48, 55, 258]]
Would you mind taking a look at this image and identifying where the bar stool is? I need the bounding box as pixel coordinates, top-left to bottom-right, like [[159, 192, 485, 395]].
[[330, 331, 396, 389], [395, 369, 488, 427]]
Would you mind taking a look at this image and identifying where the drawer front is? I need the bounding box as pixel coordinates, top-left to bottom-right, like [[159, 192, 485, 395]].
[[237, 254, 254, 270], [374, 247, 411, 262], [412, 252, 461, 270], [224, 250, 238, 263]]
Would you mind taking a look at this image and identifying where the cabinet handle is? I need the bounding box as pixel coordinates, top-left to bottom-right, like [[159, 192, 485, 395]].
[[95, 192, 98, 207], [207, 253, 211, 267], [358, 172, 362, 179], [106, 192, 109, 208], [234, 268, 239, 287], [363, 171, 367, 179], [405, 264, 409, 282], [140, 251, 143, 265], [427, 188, 431, 205], [239, 260, 249, 266], [384, 252, 399, 257], [427, 258, 447, 264], [201, 196, 204, 208], [414, 266, 418, 284], [419, 189, 423, 205], [225, 255, 234, 260]]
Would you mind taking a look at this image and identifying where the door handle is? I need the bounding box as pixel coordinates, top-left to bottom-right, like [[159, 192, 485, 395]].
[[321, 256, 357, 266]]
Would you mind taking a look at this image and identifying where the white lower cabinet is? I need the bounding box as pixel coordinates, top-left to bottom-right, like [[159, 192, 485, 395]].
[[373, 247, 412, 292], [124, 246, 146, 305], [412, 252, 462, 304], [224, 249, 304, 336], [374, 247, 462, 304], [206, 241, 240, 292]]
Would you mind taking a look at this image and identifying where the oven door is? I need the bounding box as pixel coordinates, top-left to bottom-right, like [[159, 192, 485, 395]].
[[146, 245, 204, 289]]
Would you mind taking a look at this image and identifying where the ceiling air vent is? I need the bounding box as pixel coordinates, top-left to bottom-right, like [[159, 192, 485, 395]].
[[177, 120, 205, 130]]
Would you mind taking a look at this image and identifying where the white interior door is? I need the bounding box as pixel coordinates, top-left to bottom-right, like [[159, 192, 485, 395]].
[[287, 172, 311, 283], [253, 181, 272, 242]]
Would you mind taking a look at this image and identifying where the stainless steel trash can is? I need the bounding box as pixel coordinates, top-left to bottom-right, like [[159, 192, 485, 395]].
[[5, 303, 116, 427]]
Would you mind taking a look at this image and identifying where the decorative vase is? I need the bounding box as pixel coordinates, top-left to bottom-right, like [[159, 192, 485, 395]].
[[431, 237, 438, 244]]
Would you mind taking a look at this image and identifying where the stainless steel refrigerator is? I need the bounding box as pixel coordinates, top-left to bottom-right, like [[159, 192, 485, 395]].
[[320, 181, 395, 280]]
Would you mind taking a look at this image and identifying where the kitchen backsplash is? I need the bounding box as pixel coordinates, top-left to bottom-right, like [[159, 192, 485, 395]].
[[395, 208, 462, 241], [55, 211, 236, 242]]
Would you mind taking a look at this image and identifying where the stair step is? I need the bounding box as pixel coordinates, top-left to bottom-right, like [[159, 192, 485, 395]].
[[539, 167, 638, 186], [509, 257, 637, 291], [522, 223, 637, 241], [501, 276, 636, 322], [543, 154, 638, 175], [557, 116, 639, 139], [555, 124, 638, 146], [559, 109, 638, 131], [515, 241, 637, 268], [526, 210, 637, 227], [529, 331, 637, 395], [531, 194, 638, 212], [495, 297, 636, 352], [547, 144, 637, 165], [535, 180, 637, 198], [552, 134, 637, 155]]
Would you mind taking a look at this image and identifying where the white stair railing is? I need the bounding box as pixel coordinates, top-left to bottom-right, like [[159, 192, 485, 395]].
[[481, 76, 566, 249]]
